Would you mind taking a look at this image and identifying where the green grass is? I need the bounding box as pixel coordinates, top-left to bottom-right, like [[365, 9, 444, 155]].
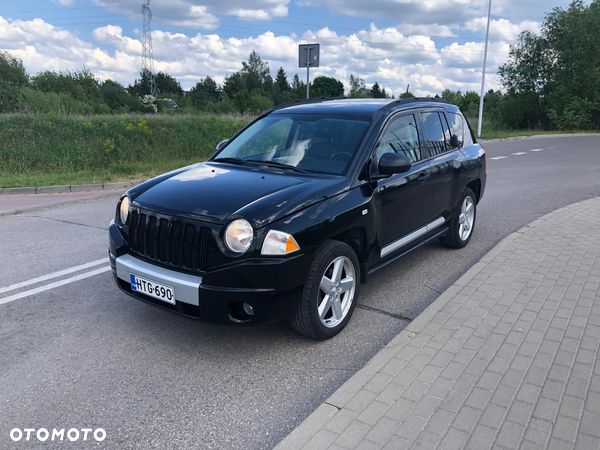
[[1, 113, 598, 188], [0, 113, 251, 188], [479, 128, 600, 140]]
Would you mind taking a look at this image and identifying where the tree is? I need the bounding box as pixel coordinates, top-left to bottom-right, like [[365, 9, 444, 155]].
[[349, 74, 366, 97], [100, 79, 135, 112], [275, 67, 290, 92], [461, 91, 480, 117], [0, 52, 28, 87], [241, 51, 270, 92], [128, 69, 155, 97], [399, 91, 415, 99], [499, 0, 600, 129], [155, 72, 183, 97], [371, 82, 384, 98], [188, 76, 221, 109], [499, 31, 549, 95], [291, 74, 305, 99], [232, 91, 273, 113], [441, 89, 462, 105], [31, 69, 100, 101], [0, 52, 28, 112], [311, 76, 344, 98], [223, 72, 246, 99]]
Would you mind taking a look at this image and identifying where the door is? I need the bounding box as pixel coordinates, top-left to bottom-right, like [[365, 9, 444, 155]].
[[372, 113, 433, 253], [421, 111, 465, 217]]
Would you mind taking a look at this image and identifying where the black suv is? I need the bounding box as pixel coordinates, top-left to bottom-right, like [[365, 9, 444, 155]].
[[109, 98, 486, 339]]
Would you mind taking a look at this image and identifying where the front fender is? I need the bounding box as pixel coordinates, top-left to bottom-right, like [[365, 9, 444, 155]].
[[259, 184, 376, 262]]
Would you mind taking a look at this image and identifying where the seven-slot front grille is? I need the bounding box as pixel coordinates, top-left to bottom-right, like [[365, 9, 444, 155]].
[[128, 210, 210, 272]]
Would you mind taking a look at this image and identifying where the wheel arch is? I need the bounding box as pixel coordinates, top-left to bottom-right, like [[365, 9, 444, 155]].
[[330, 227, 368, 282], [466, 178, 482, 203]]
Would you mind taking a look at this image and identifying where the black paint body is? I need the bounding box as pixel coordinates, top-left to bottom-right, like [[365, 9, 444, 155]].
[[109, 98, 486, 324]]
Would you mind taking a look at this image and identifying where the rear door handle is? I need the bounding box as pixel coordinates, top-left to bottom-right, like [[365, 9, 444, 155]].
[[417, 172, 429, 183]]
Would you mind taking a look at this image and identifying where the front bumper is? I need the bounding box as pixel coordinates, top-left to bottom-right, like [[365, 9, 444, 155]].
[[109, 221, 311, 324]]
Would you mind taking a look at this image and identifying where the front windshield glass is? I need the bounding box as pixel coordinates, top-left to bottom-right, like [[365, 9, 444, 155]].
[[212, 114, 371, 175]]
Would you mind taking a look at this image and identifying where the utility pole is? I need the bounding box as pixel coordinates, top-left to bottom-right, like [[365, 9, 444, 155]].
[[141, 0, 157, 97], [477, 0, 492, 138]]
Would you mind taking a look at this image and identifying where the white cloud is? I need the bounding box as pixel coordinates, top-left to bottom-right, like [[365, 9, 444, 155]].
[[398, 23, 457, 38], [1, 15, 517, 96], [93, 25, 141, 55], [308, 0, 571, 26], [491, 0, 571, 21], [94, 0, 290, 28], [303, 0, 482, 26], [441, 41, 510, 69], [463, 17, 540, 41]]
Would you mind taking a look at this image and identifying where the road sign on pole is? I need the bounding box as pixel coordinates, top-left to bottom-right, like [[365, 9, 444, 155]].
[[299, 43, 320, 99]]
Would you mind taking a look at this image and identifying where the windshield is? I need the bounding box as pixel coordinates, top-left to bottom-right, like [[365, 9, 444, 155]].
[[212, 114, 371, 175]]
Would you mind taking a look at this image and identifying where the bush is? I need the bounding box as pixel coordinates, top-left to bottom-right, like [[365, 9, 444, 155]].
[[20, 88, 110, 115], [0, 113, 252, 186], [548, 97, 594, 129]]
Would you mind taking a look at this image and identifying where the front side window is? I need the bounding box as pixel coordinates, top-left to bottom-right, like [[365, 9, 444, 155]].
[[213, 114, 370, 175], [445, 112, 464, 149], [420, 112, 448, 157], [374, 114, 421, 164]]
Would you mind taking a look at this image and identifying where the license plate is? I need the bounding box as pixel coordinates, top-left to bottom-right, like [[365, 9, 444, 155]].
[[130, 274, 175, 305]]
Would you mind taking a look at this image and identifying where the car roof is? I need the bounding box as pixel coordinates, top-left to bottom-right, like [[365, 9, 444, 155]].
[[270, 97, 460, 118]]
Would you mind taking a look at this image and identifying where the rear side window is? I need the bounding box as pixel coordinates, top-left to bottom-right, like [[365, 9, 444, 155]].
[[420, 112, 447, 157], [446, 113, 464, 149]]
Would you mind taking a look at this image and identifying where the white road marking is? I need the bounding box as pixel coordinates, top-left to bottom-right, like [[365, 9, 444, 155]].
[[0, 266, 111, 305], [490, 156, 508, 160], [530, 148, 545, 152], [0, 258, 108, 295], [512, 152, 528, 156]]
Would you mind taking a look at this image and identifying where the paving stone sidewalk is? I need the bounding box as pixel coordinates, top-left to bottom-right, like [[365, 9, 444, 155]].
[[277, 197, 600, 450]]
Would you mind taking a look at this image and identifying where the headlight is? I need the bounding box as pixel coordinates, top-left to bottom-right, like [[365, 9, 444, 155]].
[[224, 219, 254, 253], [119, 196, 130, 224], [261, 230, 300, 255]]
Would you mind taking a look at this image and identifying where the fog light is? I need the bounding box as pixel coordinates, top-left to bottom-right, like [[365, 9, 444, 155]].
[[242, 302, 254, 316]]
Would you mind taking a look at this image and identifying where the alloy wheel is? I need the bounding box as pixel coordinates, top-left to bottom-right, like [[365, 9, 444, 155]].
[[317, 256, 356, 328], [458, 196, 475, 241]]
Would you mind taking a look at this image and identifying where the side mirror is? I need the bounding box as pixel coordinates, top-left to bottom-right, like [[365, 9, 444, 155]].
[[215, 139, 229, 152], [377, 152, 411, 176]]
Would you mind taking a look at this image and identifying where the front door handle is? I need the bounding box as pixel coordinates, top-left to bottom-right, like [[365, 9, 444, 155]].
[[416, 172, 429, 183]]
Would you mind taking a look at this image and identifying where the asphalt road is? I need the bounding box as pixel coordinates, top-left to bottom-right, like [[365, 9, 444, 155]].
[[1, 135, 599, 449]]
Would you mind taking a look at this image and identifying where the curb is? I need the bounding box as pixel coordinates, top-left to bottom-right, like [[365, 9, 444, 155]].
[[480, 132, 599, 143], [275, 198, 598, 449], [0, 189, 124, 218], [0, 180, 142, 196]]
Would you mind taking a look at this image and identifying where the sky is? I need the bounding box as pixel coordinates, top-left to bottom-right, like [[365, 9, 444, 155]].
[[0, 0, 574, 96]]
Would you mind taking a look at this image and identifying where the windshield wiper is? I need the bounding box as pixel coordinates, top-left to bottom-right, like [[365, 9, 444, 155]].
[[211, 157, 250, 166], [213, 157, 307, 174], [250, 160, 308, 174]]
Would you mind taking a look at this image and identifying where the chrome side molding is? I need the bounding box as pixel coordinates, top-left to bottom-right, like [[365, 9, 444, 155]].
[[380, 217, 446, 258]]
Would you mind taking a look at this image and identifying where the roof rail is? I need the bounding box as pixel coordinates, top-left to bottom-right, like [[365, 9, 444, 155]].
[[269, 96, 346, 112], [375, 96, 454, 115], [387, 97, 450, 106], [262, 96, 453, 116]]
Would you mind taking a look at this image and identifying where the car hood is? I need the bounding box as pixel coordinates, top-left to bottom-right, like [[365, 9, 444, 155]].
[[130, 162, 348, 228]]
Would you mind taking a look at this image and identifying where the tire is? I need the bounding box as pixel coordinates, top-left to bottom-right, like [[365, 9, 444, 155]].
[[441, 188, 477, 249], [290, 240, 361, 339]]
